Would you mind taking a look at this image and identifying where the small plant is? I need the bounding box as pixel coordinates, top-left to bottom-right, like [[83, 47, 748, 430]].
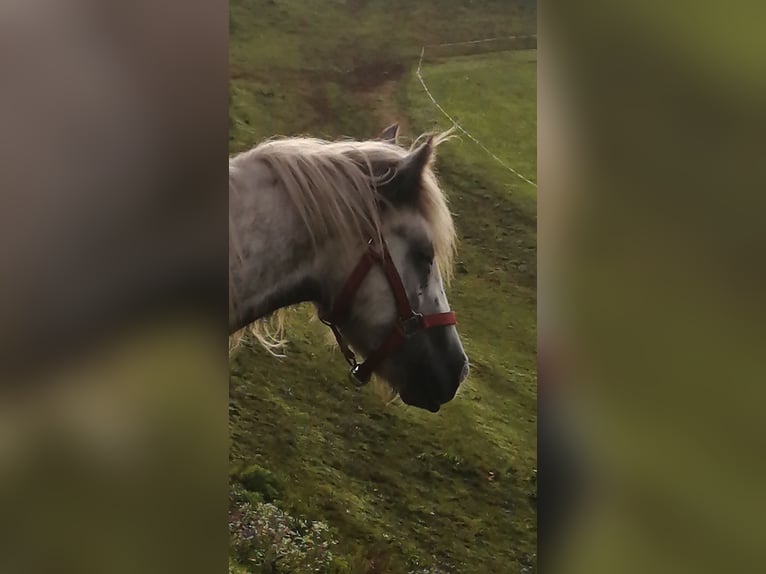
[[229, 485, 341, 573], [233, 463, 283, 502]]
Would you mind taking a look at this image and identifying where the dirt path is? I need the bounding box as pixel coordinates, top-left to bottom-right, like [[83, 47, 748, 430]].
[[357, 78, 415, 142]]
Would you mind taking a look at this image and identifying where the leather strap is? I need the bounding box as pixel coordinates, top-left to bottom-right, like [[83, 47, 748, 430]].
[[322, 240, 457, 384], [323, 250, 376, 324], [422, 311, 456, 328]]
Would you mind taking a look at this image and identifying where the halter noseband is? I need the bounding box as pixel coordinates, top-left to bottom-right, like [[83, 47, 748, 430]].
[[320, 240, 456, 385]]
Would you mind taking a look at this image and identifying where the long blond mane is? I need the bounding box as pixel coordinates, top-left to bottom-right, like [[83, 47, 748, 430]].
[[229, 130, 457, 356]]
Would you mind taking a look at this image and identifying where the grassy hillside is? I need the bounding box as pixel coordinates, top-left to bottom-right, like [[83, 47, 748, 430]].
[[229, 2, 537, 572]]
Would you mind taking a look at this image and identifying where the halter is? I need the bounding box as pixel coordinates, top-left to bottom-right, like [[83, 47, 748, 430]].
[[320, 239, 456, 385]]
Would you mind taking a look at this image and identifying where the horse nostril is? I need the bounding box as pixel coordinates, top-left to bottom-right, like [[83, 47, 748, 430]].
[[459, 359, 470, 383]]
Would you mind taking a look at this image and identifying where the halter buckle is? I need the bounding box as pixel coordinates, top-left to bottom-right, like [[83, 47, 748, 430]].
[[349, 363, 371, 386], [399, 313, 424, 337]]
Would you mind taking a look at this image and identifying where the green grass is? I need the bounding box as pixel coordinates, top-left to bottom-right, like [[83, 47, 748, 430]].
[[407, 50, 537, 199], [230, 1, 537, 572]]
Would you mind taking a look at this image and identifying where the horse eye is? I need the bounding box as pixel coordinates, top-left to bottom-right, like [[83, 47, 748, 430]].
[[414, 250, 433, 266]]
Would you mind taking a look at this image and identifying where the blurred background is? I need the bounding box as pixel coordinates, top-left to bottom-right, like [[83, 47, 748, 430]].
[[2, 0, 766, 572], [540, 0, 766, 572], [0, 0, 229, 572]]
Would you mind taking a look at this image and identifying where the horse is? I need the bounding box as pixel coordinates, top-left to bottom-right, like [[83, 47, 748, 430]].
[[228, 123, 469, 412]]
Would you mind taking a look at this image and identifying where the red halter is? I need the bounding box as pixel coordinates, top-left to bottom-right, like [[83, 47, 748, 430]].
[[320, 240, 456, 385]]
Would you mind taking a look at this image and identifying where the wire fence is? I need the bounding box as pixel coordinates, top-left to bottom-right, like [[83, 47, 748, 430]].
[[415, 36, 537, 189]]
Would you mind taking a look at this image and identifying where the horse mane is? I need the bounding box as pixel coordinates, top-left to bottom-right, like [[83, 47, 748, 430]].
[[229, 130, 457, 357]]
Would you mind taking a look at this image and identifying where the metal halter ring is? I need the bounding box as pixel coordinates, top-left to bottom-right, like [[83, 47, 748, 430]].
[[349, 363, 370, 386], [399, 313, 424, 337]]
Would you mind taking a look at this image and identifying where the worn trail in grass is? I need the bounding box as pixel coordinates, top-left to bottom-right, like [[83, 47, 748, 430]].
[[230, 1, 537, 572]]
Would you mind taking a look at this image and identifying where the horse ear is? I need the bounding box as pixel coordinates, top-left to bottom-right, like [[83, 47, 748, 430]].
[[378, 137, 434, 206], [378, 123, 400, 144]]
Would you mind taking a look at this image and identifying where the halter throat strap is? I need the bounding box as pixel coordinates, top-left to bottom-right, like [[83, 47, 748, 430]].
[[321, 240, 456, 385]]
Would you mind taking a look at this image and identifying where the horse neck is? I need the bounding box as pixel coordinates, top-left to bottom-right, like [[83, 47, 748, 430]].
[[228, 161, 347, 333]]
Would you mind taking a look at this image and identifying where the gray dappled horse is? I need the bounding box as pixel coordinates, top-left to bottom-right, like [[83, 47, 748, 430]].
[[229, 124, 468, 412]]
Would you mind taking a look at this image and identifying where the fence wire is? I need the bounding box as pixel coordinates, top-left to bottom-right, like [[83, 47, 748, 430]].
[[415, 37, 537, 189]]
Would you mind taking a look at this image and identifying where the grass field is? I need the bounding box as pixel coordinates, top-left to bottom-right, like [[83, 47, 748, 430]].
[[229, 2, 537, 572]]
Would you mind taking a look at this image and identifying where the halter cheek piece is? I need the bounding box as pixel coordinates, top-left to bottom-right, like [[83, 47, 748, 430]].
[[320, 240, 456, 385]]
